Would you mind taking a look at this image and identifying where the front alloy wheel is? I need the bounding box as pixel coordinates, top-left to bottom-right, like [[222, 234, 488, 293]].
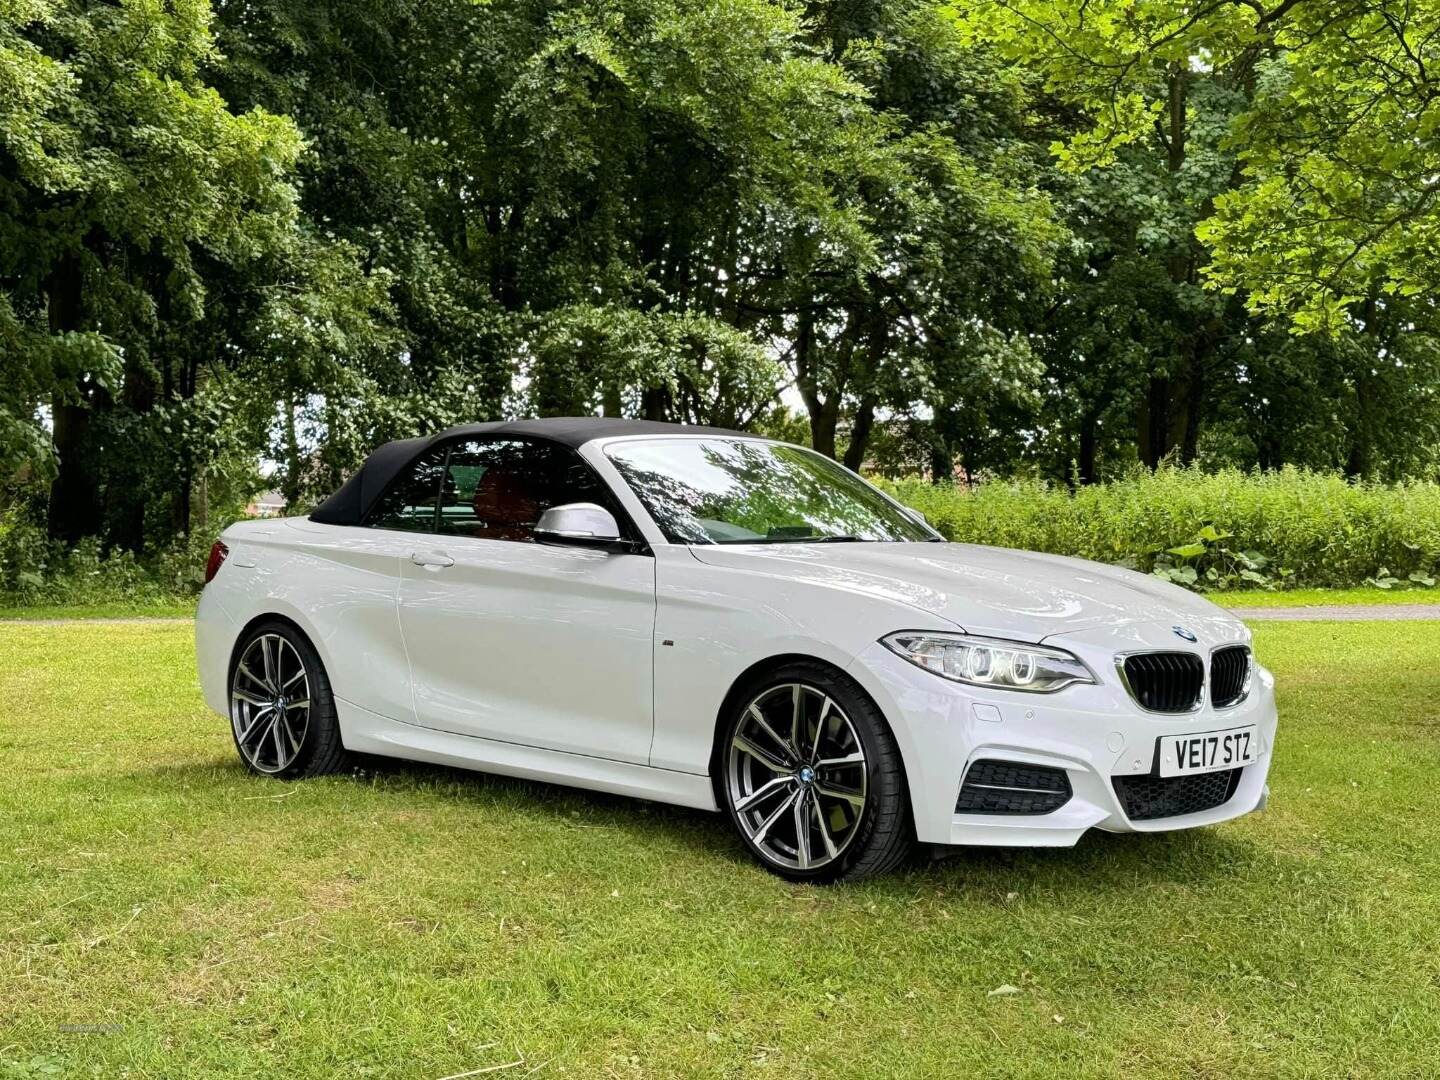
[[722, 663, 912, 882]]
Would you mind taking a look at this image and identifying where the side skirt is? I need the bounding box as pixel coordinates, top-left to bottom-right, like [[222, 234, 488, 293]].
[[335, 697, 720, 812]]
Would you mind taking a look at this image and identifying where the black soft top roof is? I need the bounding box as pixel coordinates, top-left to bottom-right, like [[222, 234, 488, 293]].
[[309, 416, 754, 526]]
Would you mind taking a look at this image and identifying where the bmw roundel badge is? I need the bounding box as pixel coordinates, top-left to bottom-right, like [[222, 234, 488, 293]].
[[1172, 625, 1198, 642]]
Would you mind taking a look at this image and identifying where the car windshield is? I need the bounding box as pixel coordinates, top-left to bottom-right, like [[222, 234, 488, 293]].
[[604, 438, 939, 544]]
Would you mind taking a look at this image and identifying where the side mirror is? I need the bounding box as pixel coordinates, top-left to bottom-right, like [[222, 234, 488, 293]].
[[534, 503, 635, 553]]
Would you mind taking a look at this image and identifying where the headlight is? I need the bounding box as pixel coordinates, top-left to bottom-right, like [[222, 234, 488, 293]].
[[880, 631, 1095, 693]]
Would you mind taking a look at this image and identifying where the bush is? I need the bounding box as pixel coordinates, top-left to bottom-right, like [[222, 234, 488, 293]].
[[5, 467, 1438, 606], [886, 466, 1440, 591], [0, 509, 218, 609]]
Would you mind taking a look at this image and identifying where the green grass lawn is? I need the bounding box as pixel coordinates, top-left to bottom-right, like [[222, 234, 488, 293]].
[[0, 600, 196, 621], [3, 622, 1438, 1078], [1214, 586, 1439, 608]]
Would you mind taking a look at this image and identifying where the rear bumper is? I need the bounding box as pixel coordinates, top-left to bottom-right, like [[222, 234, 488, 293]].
[[846, 640, 1278, 848], [194, 586, 238, 717]]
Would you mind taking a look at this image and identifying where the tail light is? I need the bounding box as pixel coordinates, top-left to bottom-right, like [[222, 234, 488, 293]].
[[204, 540, 229, 584]]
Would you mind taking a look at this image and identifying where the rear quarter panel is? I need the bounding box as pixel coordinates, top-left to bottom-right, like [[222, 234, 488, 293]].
[[195, 518, 412, 724]]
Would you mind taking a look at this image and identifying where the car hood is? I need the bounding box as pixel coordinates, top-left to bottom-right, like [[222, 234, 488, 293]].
[[688, 541, 1242, 643]]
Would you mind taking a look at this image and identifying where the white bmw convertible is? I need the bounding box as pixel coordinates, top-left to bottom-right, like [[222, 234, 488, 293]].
[[196, 418, 1277, 881]]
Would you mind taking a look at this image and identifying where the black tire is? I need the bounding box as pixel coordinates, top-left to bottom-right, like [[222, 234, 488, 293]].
[[228, 620, 351, 780], [718, 660, 913, 883]]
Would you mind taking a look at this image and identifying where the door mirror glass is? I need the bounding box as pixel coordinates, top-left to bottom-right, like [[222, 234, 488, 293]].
[[535, 503, 631, 552]]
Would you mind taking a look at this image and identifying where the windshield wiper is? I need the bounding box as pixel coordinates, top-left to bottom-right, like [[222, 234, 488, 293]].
[[807, 535, 871, 543]]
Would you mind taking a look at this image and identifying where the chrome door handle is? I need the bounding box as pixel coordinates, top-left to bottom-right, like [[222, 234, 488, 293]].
[[410, 551, 454, 568]]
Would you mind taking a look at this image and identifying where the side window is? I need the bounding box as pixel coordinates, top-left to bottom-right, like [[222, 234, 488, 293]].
[[437, 438, 614, 542], [364, 448, 448, 532]]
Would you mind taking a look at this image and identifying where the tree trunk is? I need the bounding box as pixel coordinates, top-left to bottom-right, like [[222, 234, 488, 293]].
[[1180, 352, 1204, 465], [641, 385, 669, 422], [1138, 375, 1171, 468], [110, 345, 159, 553], [1137, 64, 1199, 471], [840, 310, 886, 470], [928, 428, 953, 484], [46, 250, 102, 545], [843, 396, 876, 472], [175, 356, 198, 538], [48, 402, 99, 544], [792, 311, 839, 458], [1077, 412, 1098, 485], [601, 382, 622, 418], [809, 399, 840, 460], [281, 395, 303, 508], [1347, 290, 1382, 478]]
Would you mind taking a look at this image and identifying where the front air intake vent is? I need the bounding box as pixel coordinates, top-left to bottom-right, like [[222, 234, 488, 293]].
[[1120, 652, 1204, 713], [1113, 768, 1243, 821], [955, 759, 1072, 815], [1210, 645, 1251, 708]]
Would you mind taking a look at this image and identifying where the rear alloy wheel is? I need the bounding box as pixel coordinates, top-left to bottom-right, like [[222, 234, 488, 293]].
[[722, 663, 912, 882], [229, 622, 349, 779]]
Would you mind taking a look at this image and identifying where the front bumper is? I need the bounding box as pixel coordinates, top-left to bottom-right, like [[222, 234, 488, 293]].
[[846, 630, 1278, 848]]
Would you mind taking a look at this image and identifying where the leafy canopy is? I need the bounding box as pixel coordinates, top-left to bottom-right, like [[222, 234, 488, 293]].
[[952, 0, 1440, 333]]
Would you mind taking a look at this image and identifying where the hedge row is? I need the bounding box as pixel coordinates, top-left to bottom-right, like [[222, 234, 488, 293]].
[[887, 467, 1440, 591], [5, 467, 1438, 605]]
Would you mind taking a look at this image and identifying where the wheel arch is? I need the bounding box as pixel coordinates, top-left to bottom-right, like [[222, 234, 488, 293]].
[[706, 652, 907, 808], [227, 610, 323, 688]]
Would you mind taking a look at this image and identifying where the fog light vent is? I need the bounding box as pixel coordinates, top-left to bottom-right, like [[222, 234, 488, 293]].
[[955, 759, 1072, 815]]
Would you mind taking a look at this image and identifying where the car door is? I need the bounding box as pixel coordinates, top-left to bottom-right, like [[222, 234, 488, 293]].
[[296, 442, 455, 722], [395, 436, 657, 764]]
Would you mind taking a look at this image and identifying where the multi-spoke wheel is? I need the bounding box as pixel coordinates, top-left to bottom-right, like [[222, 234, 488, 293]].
[[229, 621, 349, 779], [721, 662, 912, 882]]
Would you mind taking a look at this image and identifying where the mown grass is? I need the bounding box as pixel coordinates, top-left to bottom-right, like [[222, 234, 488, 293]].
[[1215, 587, 1440, 608], [3, 622, 1439, 1077], [0, 601, 196, 621]]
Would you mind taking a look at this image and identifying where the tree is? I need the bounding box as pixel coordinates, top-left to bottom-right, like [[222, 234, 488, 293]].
[[0, 0, 394, 547], [954, 0, 1440, 332], [953, 0, 1440, 475], [215, 0, 1062, 473], [760, 0, 1064, 467]]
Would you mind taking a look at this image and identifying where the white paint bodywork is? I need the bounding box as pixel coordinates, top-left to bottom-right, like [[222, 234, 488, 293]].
[[196, 434, 1278, 847]]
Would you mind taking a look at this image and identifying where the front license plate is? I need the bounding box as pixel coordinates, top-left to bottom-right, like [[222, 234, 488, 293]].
[[1158, 725, 1258, 777]]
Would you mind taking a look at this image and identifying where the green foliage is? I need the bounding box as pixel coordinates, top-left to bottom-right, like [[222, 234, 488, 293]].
[[203, 0, 1067, 492], [0, 506, 236, 607], [887, 467, 1440, 590], [954, 0, 1440, 333], [0, 0, 397, 551], [1150, 525, 1292, 591], [5, 0, 1440, 580], [527, 306, 781, 428]]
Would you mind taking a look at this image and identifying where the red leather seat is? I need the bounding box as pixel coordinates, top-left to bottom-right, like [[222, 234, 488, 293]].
[[470, 465, 542, 540]]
